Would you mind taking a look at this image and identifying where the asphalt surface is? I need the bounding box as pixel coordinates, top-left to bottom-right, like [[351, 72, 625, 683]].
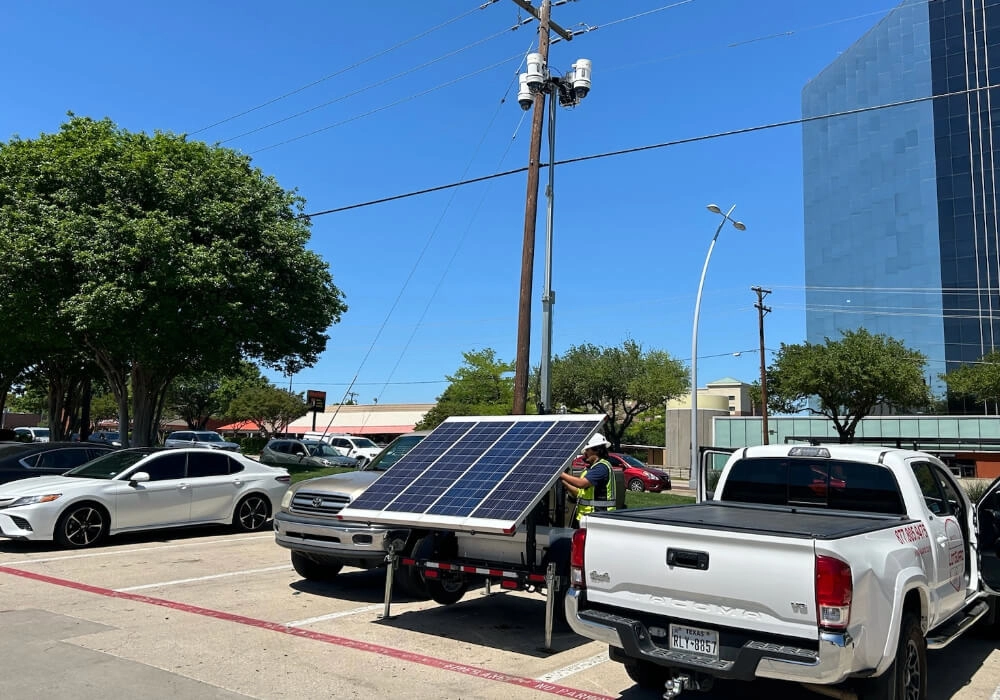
[[1, 525, 999, 699]]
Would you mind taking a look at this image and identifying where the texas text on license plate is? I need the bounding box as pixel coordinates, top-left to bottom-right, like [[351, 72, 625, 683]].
[[669, 624, 719, 659]]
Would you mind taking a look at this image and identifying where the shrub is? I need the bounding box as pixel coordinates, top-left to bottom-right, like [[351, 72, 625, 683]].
[[237, 436, 268, 454], [961, 479, 993, 503]]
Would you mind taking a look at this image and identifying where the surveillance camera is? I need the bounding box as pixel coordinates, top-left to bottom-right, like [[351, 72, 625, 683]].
[[526, 52, 546, 92], [517, 74, 533, 110], [571, 58, 591, 99]]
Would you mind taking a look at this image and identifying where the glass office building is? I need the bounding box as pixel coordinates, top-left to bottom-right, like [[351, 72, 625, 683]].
[[802, 0, 1000, 408]]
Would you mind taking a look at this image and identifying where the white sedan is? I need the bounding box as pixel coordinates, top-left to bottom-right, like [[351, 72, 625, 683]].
[[0, 447, 290, 548]]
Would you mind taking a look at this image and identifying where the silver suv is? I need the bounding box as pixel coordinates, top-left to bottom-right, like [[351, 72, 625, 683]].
[[164, 430, 241, 453]]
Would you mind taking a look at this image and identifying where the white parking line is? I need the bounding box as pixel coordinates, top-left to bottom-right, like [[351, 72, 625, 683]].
[[992, 682, 1000, 700], [285, 604, 385, 627], [115, 564, 291, 591], [1, 534, 274, 566], [535, 652, 609, 682]]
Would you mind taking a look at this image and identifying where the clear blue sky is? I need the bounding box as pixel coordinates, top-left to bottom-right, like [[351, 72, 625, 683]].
[[2, 0, 895, 405]]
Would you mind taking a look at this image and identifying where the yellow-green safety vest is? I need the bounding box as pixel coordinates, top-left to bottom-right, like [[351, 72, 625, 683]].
[[576, 458, 617, 520]]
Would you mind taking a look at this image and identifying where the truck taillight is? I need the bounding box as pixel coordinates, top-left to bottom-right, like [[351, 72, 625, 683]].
[[570, 528, 587, 589], [815, 554, 852, 631]]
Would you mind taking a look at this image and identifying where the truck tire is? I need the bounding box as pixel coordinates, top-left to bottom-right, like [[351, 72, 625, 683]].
[[857, 613, 926, 700], [394, 565, 430, 598], [291, 552, 344, 582], [426, 575, 468, 605], [622, 659, 671, 691]]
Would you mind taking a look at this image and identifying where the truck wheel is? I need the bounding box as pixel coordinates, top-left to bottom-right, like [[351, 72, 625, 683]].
[[291, 552, 343, 582], [627, 478, 646, 492], [426, 575, 467, 605], [623, 659, 671, 691], [858, 613, 926, 700], [394, 565, 430, 598]]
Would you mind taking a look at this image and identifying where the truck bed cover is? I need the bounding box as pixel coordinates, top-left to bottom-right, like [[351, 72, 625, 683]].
[[589, 501, 912, 540]]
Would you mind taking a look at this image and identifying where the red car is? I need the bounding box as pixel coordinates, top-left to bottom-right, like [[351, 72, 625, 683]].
[[571, 452, 672, 492]]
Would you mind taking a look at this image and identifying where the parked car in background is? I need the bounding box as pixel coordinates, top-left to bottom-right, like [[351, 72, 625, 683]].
[[259, 439, 357, 469], [302, 433, 382, 467], [571, 452, 671, 492], [164, 430, 241, 452], [0, 442, 116, 484], [0, 447, 291, 548], [87, 430, 122, 447], [13, 427, 50, 443]]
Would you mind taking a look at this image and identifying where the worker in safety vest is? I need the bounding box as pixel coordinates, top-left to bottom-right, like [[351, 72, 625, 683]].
[[560, 432, 616, 527]]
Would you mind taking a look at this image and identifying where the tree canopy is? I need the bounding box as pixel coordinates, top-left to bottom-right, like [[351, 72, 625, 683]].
[[941, 350, 1000, 407], [227, 386, 306, 437], [767, 328, 930, 442], [167, 361, 270, 430], [416, 349, 515, 430], [0, 116, 347, 444], [550, 340, 689, 450]]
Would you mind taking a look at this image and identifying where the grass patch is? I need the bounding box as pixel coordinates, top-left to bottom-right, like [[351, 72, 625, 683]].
[[288, 464, 357, 484], [626, 490, 695, 508]]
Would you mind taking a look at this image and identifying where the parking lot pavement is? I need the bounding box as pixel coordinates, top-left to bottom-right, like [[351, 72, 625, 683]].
[[2, 529, 999, 700]]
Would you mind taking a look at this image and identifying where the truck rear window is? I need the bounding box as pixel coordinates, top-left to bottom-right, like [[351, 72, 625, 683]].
[[721, 457, 905, 515]]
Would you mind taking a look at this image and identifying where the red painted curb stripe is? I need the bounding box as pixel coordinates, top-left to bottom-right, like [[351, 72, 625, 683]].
[[0, 565, 615, 700]]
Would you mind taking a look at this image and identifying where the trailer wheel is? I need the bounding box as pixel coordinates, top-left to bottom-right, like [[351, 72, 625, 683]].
[[426, 574, 468, 605], [857, 612, 926, 700], [622, 659, 671, 691]]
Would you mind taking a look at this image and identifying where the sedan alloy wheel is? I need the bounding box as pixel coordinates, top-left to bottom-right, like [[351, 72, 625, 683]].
[[55, 504, 107, 548], [234, 494, 271, 531]]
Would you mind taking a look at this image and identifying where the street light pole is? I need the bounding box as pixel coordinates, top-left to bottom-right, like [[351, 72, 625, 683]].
[[539, 83, 557, 413], [690, 204, 746, 484]]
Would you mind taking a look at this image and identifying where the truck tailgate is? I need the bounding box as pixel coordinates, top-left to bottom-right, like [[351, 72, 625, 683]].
[[582, 509, 821, 640]]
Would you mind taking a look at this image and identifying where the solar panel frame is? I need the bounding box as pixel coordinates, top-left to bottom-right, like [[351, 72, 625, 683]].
[[338, 414, 605, 534]]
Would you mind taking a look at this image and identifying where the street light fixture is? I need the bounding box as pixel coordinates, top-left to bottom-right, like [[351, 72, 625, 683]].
[[517, 53, 593, 413], [690, 204, 746, 484]]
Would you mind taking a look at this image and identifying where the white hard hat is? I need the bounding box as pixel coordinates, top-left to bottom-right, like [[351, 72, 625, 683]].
[[583, 433, 610, 450]]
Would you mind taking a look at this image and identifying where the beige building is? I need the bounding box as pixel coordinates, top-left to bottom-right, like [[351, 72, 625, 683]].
[[662, 377, 755, 469], [286, 403, 432, 440]]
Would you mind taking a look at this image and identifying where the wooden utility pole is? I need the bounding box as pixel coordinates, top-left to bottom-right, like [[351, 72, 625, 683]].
[[752, 286, 772, 443], [510, 0, 572, 415]]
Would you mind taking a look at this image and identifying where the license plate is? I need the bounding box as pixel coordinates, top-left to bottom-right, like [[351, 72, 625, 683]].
[[669, 624, 719, 659]]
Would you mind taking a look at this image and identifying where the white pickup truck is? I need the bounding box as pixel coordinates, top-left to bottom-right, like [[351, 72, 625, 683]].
[[566, 444, 1000, 699]]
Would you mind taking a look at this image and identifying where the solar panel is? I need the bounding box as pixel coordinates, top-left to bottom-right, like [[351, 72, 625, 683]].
[[339, 414, 605, 534]]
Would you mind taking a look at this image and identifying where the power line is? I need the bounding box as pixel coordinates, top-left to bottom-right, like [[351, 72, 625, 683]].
[[239, 0, 697, 153], [218, 24, 523, 145], [322, 50, 533, 410], [372, 58, 533, 406], [299, 81, 1000, 218], [250, 54, 522, 154], [188, 2, 500, 136]]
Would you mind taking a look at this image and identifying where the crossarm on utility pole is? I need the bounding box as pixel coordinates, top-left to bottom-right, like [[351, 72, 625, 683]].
[[509, 0, 573, 40]]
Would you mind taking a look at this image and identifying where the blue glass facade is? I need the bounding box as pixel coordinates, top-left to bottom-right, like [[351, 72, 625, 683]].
[[802, 0, 1000, 407]]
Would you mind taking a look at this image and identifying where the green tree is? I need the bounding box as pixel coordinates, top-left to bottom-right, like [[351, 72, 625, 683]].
[[166, 361, 269, 430], [416, 349, 515, 430], [0, 116, 347, 446], [550, 340, 689, 450], [623, 409, 665, 447], [227, 386, 307, 437], [941, 350, 1000, 407], [90, 391, 120, 426], [768, 328, 930, 443]]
